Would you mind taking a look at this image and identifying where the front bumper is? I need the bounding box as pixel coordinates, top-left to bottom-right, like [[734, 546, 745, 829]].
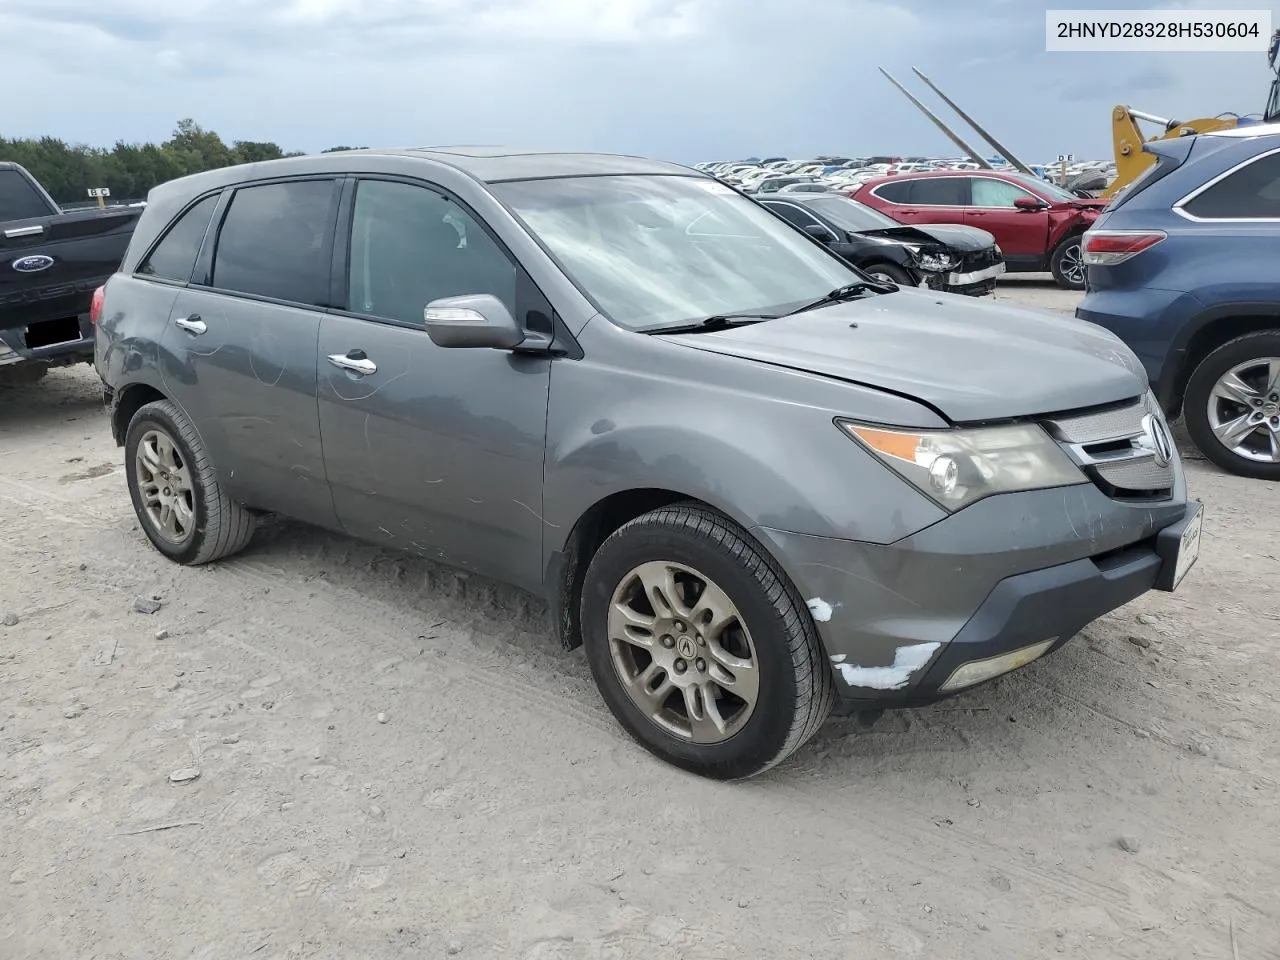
[[921, 261, 1005, 297], [755, 480, 1194, 710]]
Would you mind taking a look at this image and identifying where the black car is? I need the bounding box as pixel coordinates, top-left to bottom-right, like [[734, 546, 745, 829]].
[[758, 193, 1005, 296]]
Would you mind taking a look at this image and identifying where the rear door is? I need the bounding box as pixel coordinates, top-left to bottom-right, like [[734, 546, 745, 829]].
[[316, 176, 552, 593], [963, 176, 1049, 259], [158, 178, 339, 527], [866, 176, 967, 225]]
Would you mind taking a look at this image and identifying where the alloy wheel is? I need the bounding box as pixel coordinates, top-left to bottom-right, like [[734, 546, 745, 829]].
[[1059, 242, 1085, 286], [135, 428, 196, 543], [607, 560, 760, 744], [1206, 357, 1280, 463]]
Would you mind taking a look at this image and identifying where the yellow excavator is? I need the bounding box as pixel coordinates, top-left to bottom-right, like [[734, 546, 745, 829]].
[[1104, 28, 1280, 197]]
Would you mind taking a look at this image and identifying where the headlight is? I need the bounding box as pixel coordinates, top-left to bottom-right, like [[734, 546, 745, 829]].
[[915, 252, 958, 272], [838, 420, 1086, 511]]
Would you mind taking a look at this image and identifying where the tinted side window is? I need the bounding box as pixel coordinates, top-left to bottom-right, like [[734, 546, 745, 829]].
[[764, 202, 822, 229], [138, 194, 219, 282], [0, 169, 53, 221], [211, 180, 336, 305], [909, 177, 966, 205], [872, 180, 912, 204], [1182, 152, 1280, 219], [347, 180, 517, 324]]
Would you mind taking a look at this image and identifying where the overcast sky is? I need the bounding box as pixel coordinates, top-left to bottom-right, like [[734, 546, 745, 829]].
[[3, 0, 1277, 163]]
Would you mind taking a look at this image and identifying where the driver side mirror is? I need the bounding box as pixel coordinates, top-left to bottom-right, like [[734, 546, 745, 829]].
[[1014, 196, 1047, 211], [804, 223, 839, 244], [423, 293, 524, 350]]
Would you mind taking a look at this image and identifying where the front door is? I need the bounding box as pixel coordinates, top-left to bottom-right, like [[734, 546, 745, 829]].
[[317, 177, 551, 593], [963, 176, 1049, 260], [157, 178, 339, 527]]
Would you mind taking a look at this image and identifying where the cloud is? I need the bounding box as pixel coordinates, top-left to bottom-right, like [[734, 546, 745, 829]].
[[1, 0, 1278, 163]]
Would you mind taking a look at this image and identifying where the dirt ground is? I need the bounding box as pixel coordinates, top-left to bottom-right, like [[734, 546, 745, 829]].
[[1, 276, 1277, 960]]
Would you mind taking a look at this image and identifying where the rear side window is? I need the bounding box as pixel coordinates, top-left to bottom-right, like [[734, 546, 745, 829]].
[[211, 180, 336, 305], [0, 169, 52, 221], [1181, 151, 1280, 219], [138, 194, 219, 282], [871, 180, 912, 203], [910, 177, 966, 205]]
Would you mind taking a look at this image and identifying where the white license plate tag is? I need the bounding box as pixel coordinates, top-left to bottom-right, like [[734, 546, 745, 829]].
[[1171, 501, 1203, 590]]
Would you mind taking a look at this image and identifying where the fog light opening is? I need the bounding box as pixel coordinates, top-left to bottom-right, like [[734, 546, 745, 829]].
[[937, 638, 1058, 693]]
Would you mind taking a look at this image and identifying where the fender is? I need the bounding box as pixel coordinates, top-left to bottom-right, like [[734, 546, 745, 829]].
[[1156, 300, 1280, 412]]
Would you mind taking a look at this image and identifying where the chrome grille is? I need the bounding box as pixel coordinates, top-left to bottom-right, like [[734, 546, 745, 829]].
[[1041, 394, 1175, 500]]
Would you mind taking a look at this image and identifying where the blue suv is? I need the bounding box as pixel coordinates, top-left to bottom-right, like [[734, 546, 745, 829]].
[[1077, 125, 1280, 480]]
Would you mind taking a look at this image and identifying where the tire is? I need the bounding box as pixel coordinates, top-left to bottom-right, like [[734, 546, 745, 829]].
[[1182, 331, 1280, 481], [1049, 234, 1086, 290], [123, 398, 256, 564], [861, 262, 913, 286], [580, 503, 834, 780]]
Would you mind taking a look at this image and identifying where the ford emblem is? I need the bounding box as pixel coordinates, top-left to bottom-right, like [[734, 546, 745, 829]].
[[11, 254, 54, 273]]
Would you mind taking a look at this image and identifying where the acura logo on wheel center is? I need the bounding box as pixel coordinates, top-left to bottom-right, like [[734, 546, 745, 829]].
[[676, 636, 697, 659]]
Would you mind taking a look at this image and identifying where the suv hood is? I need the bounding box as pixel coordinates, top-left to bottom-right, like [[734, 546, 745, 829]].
[[1054, 197, 1108, 211], [660, 288, 1146, 422], [858, 223, 994, 252]]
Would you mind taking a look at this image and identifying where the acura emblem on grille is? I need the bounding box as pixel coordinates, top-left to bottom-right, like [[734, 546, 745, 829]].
[[1138, 413, 1174, 468]]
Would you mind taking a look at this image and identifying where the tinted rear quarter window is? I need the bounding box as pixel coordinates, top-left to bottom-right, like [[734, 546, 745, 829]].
[[138, 194, 219, 282], [1181, 151, 1280, 219], [211, 180, 336, 305], [910, 177, 967, 205], [0, 169, 53, 221], [871, 180, 912, 203]]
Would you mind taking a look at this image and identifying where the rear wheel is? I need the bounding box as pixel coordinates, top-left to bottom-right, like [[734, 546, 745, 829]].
[[124, 399, 257, 564], [862, 262, 913, 286], [1183, 332, 1280, 480], [580, 503, 834, 780], [1049, 234, 1086, 289]]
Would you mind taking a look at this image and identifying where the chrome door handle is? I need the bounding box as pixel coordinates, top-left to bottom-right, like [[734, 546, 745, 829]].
[[327, 353, 377, 375], [174, 315, 207, 335]]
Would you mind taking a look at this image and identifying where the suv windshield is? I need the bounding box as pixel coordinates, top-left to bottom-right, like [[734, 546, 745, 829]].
[[491, 174, 860, 331]]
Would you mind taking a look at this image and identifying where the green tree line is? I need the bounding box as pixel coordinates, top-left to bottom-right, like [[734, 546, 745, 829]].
[[0, 119, 364, 205]]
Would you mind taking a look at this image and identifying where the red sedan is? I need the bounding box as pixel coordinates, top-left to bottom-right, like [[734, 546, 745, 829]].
[[851, 170, 1106, 290]]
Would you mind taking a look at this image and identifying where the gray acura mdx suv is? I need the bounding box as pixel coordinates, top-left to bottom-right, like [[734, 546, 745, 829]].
[[93, 148, 1203, 779]]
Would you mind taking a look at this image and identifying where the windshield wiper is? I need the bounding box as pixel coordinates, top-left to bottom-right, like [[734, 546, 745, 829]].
[[783, 280, 897, 317], [639, 312, 780, 335]]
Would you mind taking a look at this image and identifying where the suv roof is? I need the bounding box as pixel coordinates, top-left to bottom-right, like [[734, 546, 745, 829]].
[[1203, 122, 1280, 139], [177, 147, 692, 190]]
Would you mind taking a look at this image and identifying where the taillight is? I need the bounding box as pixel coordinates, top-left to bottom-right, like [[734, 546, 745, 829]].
[[89, 285, 105, 325], [1081, 229, 1167, 266]]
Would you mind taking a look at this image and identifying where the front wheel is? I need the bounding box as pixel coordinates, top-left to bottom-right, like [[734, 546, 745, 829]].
[[1183, 331, 1280, 480], [124, 399, 257, 564], [861, 262, 914, 286], [580, 503, 834, 780], [1049, 234, 1086, 289]]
